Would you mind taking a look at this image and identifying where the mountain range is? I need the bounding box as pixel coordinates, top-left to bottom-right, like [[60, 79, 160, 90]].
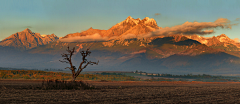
[[1, 16, 240, 74], [0, 28, 58, 50], [63, 16, 161, 39]]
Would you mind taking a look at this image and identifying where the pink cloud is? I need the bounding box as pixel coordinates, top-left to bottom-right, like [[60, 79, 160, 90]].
[[121, 34, 137, 39], [59, 33, 108, 42], [233, 38, 240, 43], [145, 18, 234, 37]]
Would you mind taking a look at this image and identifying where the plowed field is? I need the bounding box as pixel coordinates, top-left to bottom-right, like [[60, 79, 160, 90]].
[[1, 80, 240, 103]]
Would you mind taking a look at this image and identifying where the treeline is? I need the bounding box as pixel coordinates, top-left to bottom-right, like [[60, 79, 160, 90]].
[[148, 73, 219, 78], [0, 67, 63, 71], [146, 73, 239, 80], [135, 70, 239, 79], [96, 72, 124, 75], [0, 70, 137, 81], [43, 69, 63, 71], [96, 72, 174, 81], [0, 67, 37, 70], [134, 70, 240, 82]]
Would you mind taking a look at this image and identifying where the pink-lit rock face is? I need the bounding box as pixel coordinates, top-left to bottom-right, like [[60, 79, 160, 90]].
[[0, 17, 239, 53], [0, 28, 59, 50], [187, 34, 240, 51], [63, 16, 161, 39]]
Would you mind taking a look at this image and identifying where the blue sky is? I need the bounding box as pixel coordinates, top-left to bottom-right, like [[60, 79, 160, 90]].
[[0, 0, 240, 40]]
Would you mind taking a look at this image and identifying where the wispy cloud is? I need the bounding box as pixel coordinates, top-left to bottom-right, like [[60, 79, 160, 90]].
[[233, 38, 240, 43], [59, 33, 108, 42], [154, 13, 161, 16], [147, 18, 234, 37], [121, 34, 137, 39], [121, 18, 235, 39]]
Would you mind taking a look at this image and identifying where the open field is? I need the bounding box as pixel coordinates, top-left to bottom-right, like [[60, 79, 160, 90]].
[[1, 80, 240, 103]]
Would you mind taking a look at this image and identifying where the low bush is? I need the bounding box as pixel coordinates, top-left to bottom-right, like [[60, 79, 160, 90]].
[[40, 79, 95, 90]]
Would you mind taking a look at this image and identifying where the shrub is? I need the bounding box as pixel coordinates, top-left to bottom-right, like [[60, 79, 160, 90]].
[[40, 79, 95, 90]]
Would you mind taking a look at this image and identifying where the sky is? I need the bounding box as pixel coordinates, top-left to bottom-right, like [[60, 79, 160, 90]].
[[0, 0, 240, 41]]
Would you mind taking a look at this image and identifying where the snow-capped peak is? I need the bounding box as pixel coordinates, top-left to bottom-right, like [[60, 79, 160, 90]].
[[219, 34, 227, 37], [41, 34, 47, 37], [144, 17, 149, 20], [142, 17, 156, 24], [123, 16, 141, 25], [117, 16, 157, 27]]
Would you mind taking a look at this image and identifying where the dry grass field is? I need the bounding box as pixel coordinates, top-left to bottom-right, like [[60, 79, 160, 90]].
[[1, 80, 240, 103]]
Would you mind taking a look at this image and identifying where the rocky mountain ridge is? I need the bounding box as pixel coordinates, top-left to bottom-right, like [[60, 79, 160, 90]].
[[187, 34, 240, 51], [1, 16, 240, 74], [1, 16, 239, 52], [0, 28, 59, 50], [63, 16, 161, 38]]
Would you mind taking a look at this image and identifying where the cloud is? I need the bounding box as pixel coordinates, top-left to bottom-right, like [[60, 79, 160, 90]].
[[214, 18, 230, 23], [59, 33, 108, 42], [154, 13, 161, 16], [108, 36, 118, 40], [142, 18, 235, 37], [121, 34, 137, 39], [233, 38, 240, 43]]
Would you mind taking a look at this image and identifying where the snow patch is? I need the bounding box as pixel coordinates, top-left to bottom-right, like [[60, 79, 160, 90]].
[[219, 37, 226, 42], [41, 34, 47, 37]]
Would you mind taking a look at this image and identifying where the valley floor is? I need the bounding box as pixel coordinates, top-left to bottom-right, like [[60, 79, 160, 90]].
[[1, 80, 240, 103]]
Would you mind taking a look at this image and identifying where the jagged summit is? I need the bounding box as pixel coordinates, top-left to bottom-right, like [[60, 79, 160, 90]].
[[142, 17, 154, 21], [219, 34, 228, 37], [63, 16, 161, 39], [186, 34, 240, 51], [23, 28, 30, 31], [118, 16, 158, 26], [143, 17, 156, 22], [22, 28, 32, 33], [118, 16, 141, 26], [41, 34, 57, 38], [126, 16, 133, 19]]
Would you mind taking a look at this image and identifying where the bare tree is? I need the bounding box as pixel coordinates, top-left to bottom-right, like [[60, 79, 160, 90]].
[[59, 46, 99, 82]]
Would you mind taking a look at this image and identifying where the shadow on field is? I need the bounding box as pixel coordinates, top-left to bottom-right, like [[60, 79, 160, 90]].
[[40, 79, 96, 90], [0, 79, 96, 90]]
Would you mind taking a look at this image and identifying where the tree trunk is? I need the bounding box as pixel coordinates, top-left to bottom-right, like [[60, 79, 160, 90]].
[[60, 47, 98, 82], [72, 76, 76, 82], [72, 72, 76, 82]]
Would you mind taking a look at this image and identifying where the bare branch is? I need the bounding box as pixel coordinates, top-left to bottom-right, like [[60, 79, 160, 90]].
[[60, 46, 98, 81], [75, 61, 99, 78]]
